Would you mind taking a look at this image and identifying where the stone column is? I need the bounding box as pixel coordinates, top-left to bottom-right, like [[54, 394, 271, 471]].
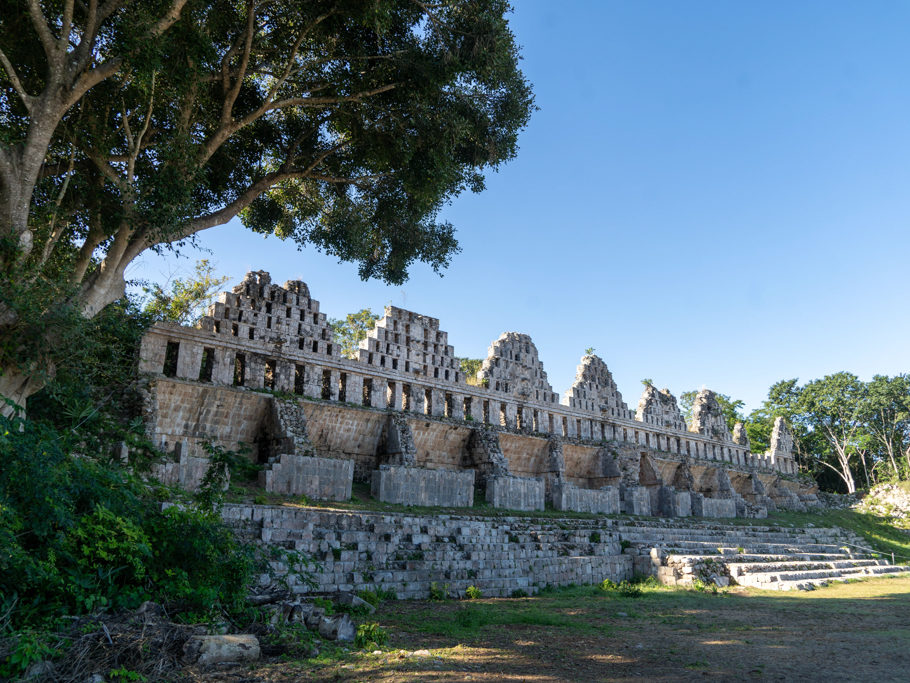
[[138, 335, 167, 374], [304, 364, 322, 398], [410, 384, 425, 414], [429, 388, 445, 416], [247, 355, 266, 389], [451, 392, 466, 420], [486, 399, 500, 426], [175, 341, 203, 380], [212, 348, 234, 385], [346, 374, 364, 406], [327, 368, 340, 401], [275, 360, 295, 393], [503, 402, 517, 429], [369, 377, 385, 408]]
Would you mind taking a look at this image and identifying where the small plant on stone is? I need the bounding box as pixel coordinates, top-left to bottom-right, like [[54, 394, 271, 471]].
[[465, 585, 482, 600], [355, 623, 389, 650], [331, 547, 342, 560], [313, 597, 335, 614], [508, 533, 520, 543], [510, 589, 529, 598], [589, 531, 601, 543], [429, 582, 449, 601], [620, 540, 631, 551]]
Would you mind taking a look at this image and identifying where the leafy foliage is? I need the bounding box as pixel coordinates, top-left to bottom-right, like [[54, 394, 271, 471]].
[[0, 412, 292, 631], [141, 260, 230, 325], [458, 357, 483, 386], [0, 0, 535, 406], [329, 308, 381, 360]]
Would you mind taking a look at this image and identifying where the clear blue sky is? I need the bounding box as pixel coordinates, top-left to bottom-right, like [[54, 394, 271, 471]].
[[129, 0, 910, 413]]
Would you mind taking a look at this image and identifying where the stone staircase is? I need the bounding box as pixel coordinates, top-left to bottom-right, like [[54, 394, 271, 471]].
[[616, 520, 910, 591]]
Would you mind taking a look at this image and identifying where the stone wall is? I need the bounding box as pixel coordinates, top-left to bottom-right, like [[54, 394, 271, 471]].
[[139, 270, 815, 516], [224, 505, 633, 599], [371, 465, 475, 507]]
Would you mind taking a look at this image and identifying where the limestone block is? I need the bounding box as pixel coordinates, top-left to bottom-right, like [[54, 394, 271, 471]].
[[486, 475, 545, 511], [551, 482, 620, 514], [621, 485, 651, 516], [260, 455, 353, 501], [370, 465, 474, 507], [182, 635, 260, 666]]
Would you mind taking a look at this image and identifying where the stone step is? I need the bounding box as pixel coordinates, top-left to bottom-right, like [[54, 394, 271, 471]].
[[667, 552, 865, 565], [628, 539, 855, 555], [735, 567, 910, 591], [726, 558, 888, 576]]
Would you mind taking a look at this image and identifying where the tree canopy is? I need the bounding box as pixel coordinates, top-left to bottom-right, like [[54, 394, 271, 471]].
[[0, 0, 534, 409], [329, 307, 380, 360]]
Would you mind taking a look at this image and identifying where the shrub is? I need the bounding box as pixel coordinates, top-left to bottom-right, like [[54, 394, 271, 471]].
[[510, 589, 529, 598], [589, 531, 601, 543], [355, 623, 389, 649], [465, 585, 482, 600], [0, 412, 308, 631], [429, 582, 449, 601]]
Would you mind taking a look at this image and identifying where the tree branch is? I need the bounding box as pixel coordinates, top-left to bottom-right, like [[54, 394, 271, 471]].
[[26, 0, 59, 62], [0, 47, 34, 112]]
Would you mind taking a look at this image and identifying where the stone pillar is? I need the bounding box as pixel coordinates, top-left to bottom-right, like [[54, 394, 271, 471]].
[[535, 410, 547, 435], [275, 360, 295, 393], [138, 335, 167, 374], [429, 388, 445, 416], [175, 341, 203, 380], [326, 369, 340, 401], [566, 418, 577, 439], [301, 364, 318, 398], [410, 385, 425, 414], [450, 392, 465, 420], [247, 355, 265, 389], [579, 419, 591, 440], [503, 402, 517, 429], [487, 399, 500, 426], [369, 377, 385, 408], [212, 348, 234, 385], [346, 374, 364, 406]]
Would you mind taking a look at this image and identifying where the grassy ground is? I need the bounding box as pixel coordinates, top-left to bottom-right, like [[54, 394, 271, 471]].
[[196, 576, 910, 682]]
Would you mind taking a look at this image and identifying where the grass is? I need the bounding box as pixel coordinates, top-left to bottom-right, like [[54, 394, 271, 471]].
[[238, 576, 910, 682]]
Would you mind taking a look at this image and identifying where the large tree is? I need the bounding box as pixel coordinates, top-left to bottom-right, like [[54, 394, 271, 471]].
[[0, 0, 534, 410]]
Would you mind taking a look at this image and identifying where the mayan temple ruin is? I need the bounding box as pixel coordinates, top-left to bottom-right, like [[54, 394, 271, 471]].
[[130, 271, 910, 597], [140, 270, 814, 516]]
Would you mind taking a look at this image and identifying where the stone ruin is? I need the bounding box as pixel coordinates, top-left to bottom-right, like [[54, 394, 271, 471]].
[[139, 270, 817, 519]]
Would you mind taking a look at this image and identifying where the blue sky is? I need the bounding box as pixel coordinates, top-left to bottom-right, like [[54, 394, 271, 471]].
[[129, 1, 910, 413]]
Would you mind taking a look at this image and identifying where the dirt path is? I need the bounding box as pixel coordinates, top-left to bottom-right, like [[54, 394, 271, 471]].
[[190, 576, 910, 682]]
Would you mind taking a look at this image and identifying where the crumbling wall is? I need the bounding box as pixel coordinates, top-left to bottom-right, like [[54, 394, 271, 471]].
[[139, 270, 808, 515], [636, 384, 687, 431], [690, 389, 731, 441], [564, 354, 632, 420]]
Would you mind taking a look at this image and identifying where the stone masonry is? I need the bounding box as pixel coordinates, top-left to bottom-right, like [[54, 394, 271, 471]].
[[140, 271, 813, 517]]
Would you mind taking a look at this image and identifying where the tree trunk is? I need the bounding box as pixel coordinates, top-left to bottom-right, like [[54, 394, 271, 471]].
[[0, 370, 48, 418]]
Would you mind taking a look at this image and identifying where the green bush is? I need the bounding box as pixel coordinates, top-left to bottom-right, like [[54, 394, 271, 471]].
[[0, 412, 298, 631], [465, 585, 482, 600], [355, 622, 388, 649], [429, 582, 449, 601]]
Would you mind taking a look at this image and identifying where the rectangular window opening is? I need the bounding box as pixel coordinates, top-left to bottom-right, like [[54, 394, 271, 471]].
[[363, 378, 373, 406], [163, 341, 179, 377], [321, 369, 332, 400], [294, 364, 305, 395], [339, 373, 347, 402], [264, 359, 276, 390], [198, 347, 214, 382], [233, 353, 246, 386]]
